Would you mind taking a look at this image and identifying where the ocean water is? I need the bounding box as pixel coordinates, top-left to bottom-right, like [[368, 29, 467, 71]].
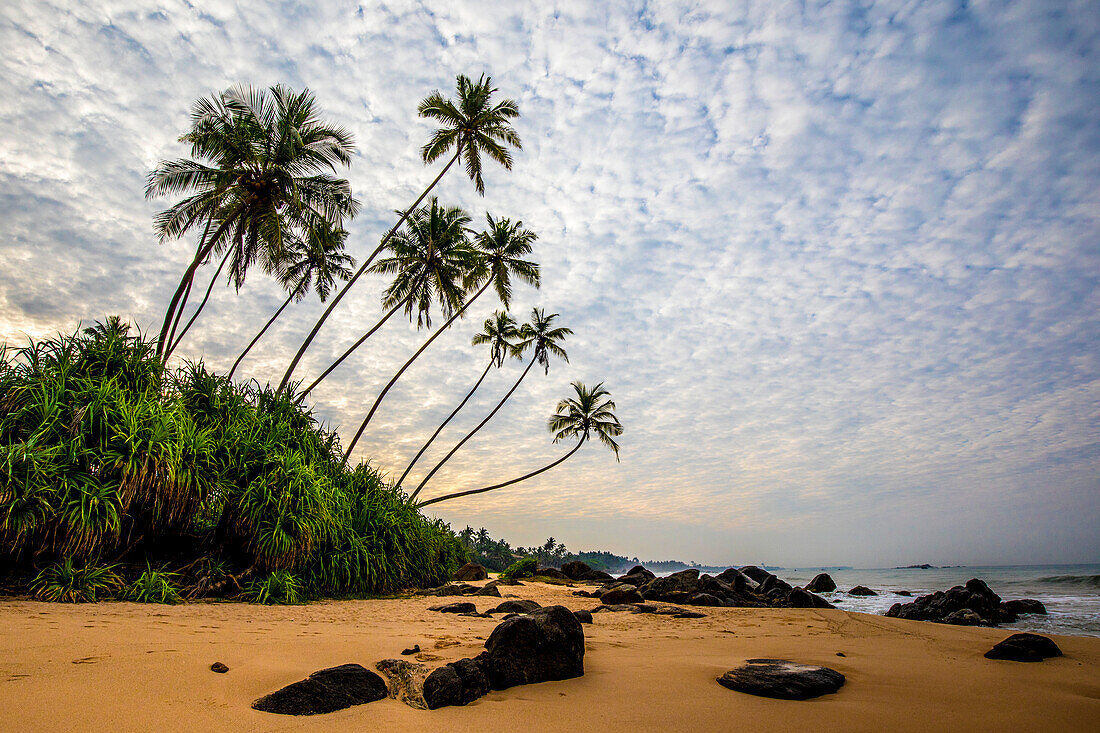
[[663, 564, 1100, 638]]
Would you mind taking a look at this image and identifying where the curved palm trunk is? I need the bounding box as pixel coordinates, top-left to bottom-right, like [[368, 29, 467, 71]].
[[157, 215, 234, 357], [164, 246, 233, 360], [411, 357, 537, 499], [397, 360, 493, 491], [226, 290, 295, 381], [164, 276, 194, 356], [278, 147, 463, 392], [417, 439, 584, 509], [342, 278, 492, 464], [299, 297, 409, 397]]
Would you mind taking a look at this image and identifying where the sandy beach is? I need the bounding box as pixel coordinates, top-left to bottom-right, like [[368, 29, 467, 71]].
[[1, 579, 1097, 732]]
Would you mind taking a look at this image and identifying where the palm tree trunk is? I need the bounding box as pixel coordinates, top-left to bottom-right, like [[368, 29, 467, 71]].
[[417, 439, 585, 509], [164, 276, 194, 356], [299, 297, 409, 397], [157, 214, 235, 356], [164, 246, 233, 360], [342, 278, 492, 464], [278, 147, 463, 392], [226, 290, 296, 381], [397, 360, 493, 491], [411, 357, 537, 499]]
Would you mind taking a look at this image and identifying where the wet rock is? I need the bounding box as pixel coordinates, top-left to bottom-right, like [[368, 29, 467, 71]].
[[885, 578, 1007, 625], [484, 605, 585, 690], [717, 659, 845, 700], [601, 584, 644, 605], [487, 599, 541, 615], [1003, 599, 1047, 615], [984, 633, 1063, 663], [375, 659, 431, 709], [805, 574, 836, 593], [210, 662, 229, 673], [253, 664, 387, 715], [452, 563, 489, 582], [895, 590, 912, 596], [849, 586, 877, 596], [429, 602, 477, 614]]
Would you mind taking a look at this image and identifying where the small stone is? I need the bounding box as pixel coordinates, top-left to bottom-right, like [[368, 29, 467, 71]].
[[210, 662, 229, 673], [848, 586, 877, 596], [401, 645, 420, 655], [429, 602, 477, 614]]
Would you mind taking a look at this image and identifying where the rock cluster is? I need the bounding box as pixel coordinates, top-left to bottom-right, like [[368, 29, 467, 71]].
[[591, 566, 834, 611], [885, 578, 1047, 626], [417, 580, 504, 598]]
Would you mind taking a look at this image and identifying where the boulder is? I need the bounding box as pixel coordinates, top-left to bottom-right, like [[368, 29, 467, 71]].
[[984, 633, 1062, 663], [590, 603, 639, 613], [885, 578, 1007, 626], [717, 659, 845, 700], [942, 609, 985, 626], [848, 586, 877, 596], [475, 581, 503, 597], [787, 588, 834, 609], [640, 569, 700, 602], [578, 569, 614, 582], [423, 655, 491, 708], [536, 567, 570, 580], [487, 599, 541, 615], [738, 566, 773, 584], [717, 567, 759, 593], [400, 645, 420, 655], [630, 603, 659, 614], [805, 573, 836, 593], [571, 589, 601, 598], [418, 583, 480, 597], [429, 602, 477, 614], [618, 571, 656, 588], [895, 590, 912, 596], [452, 563, 489, 582], [484, 605, 585, 690], [674, 610, 707, 619], [758, 574, 793, 595], [1003, 599, 1047, 615], [600, 584, 644, 605], [375, 659, 431, 709], [687, 592, 726, 607], [253, 664, 388, 715], [560, 561, 592, 579], [573, 610, 593, 624], [625, 565, 654, 577]]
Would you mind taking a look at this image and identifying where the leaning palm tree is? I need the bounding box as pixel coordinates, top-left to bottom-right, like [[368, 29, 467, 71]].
[[299, 200, 472, 397], [417, 381, 622, 508], [409, 306, 569, 500], [341, 214, 540, 463], [278, 74, 521, 392], [147, 84, 358, 360], [395, 310, 521, 490], [226, 221, 354, 381]]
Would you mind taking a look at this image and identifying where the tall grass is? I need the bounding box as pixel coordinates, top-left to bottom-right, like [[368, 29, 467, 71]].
[[0, 320, 465, 600]]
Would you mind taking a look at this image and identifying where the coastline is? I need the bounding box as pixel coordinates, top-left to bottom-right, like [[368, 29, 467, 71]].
[[2, 580, 1098, 732]]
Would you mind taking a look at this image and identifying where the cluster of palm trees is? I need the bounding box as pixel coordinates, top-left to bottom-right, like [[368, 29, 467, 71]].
[[145, 74, 623, 508]]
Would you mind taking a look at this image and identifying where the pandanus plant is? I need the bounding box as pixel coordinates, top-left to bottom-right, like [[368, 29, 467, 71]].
[[417, 381, 622, 508], [146, 84, 358, 361], [278, 74, 522, 392]]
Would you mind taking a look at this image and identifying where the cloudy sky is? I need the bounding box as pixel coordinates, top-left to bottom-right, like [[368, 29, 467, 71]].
[[2, 0, 1098, 567]]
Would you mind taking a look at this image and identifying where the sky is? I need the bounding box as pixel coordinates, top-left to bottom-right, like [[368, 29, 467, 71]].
[[1, 0, 1098, 568]]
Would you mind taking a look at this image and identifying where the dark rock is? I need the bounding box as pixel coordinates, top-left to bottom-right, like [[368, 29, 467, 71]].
[[210, 662, 229, 673], [673, 611, 707, 619], [487, 599, 541, 615], [452, 563, 489, 582], [965, 578, 1001, 605], [787, 588, 834, 609], [475, 581, 503, 597], [626, 565, 654, 577], [618, 572, 656, 589], [560, 561, 592, 579], [429, 602, 477, 614], [942, 609, 985, 626], [423, 655, 491, 709], [885, 578, 1008, 626], [400, 645, 420, 655], [717, 567, 759, 593], [1003, 599, 1047, 615], [984, 633, 1063, 663], [652, 606, 692, 615], [418, 583, 480, 597], [253, 664, 388, 715], [849, 586, 877, 596], [571, 589, 601, 598], [578, 569, 614, 582], [758, 574, 793, 595], [484, 605, 585, 690], [836, 652, 846, 657], [688, 592, 726, 607], [805, 573, 836, 593], [601, 584, 644, 605], [641, 569, 700, 602], [630, 604, 659, 614], [459, 612, 493, 618], [738, 566, 773, 584], [591, 603, 638, 613], [536, 567, 569, 580], [375, 659, 430, 709], [895, 590, 912, 596], [717, 659, 845, 700], [573, 610, 593, 624]]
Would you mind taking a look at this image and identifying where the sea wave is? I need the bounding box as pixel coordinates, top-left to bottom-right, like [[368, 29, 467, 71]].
[[1036, 574, 1100, 587]]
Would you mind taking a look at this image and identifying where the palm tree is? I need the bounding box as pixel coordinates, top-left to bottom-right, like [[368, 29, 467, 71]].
[[278, 74, 522, 392], [147, 84, 357, 360], [394, 310, 521, 490], [409, 307, 569, 500], [299, 200, 473, 397], [227, 221, 355, 381], [341, 214, 540, 463], [417, 381, 622, 508]]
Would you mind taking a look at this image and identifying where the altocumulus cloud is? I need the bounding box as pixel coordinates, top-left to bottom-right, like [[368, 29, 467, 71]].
[[1, 0, 1097, 566]]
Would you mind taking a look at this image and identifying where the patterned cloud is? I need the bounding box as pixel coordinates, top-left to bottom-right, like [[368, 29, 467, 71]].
[[1, 0, 1097, 566]]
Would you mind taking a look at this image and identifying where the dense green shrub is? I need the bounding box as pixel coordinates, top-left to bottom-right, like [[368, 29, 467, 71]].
[[248, 570, 305, 605], [0, 320, 464, 600], [124, 565, 182, 604], [31, 559, 121, 602], [501, 556, 538, 580]]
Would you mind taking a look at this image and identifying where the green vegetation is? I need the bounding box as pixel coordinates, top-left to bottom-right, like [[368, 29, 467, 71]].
[[248, 570, 305, 605], [500, 557, 538, 580], [31, 559, 121, 603], [124, 565, 183, 604]]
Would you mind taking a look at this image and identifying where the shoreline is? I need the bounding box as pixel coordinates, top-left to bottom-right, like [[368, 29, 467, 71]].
[[2, 580, 1098, 732]]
